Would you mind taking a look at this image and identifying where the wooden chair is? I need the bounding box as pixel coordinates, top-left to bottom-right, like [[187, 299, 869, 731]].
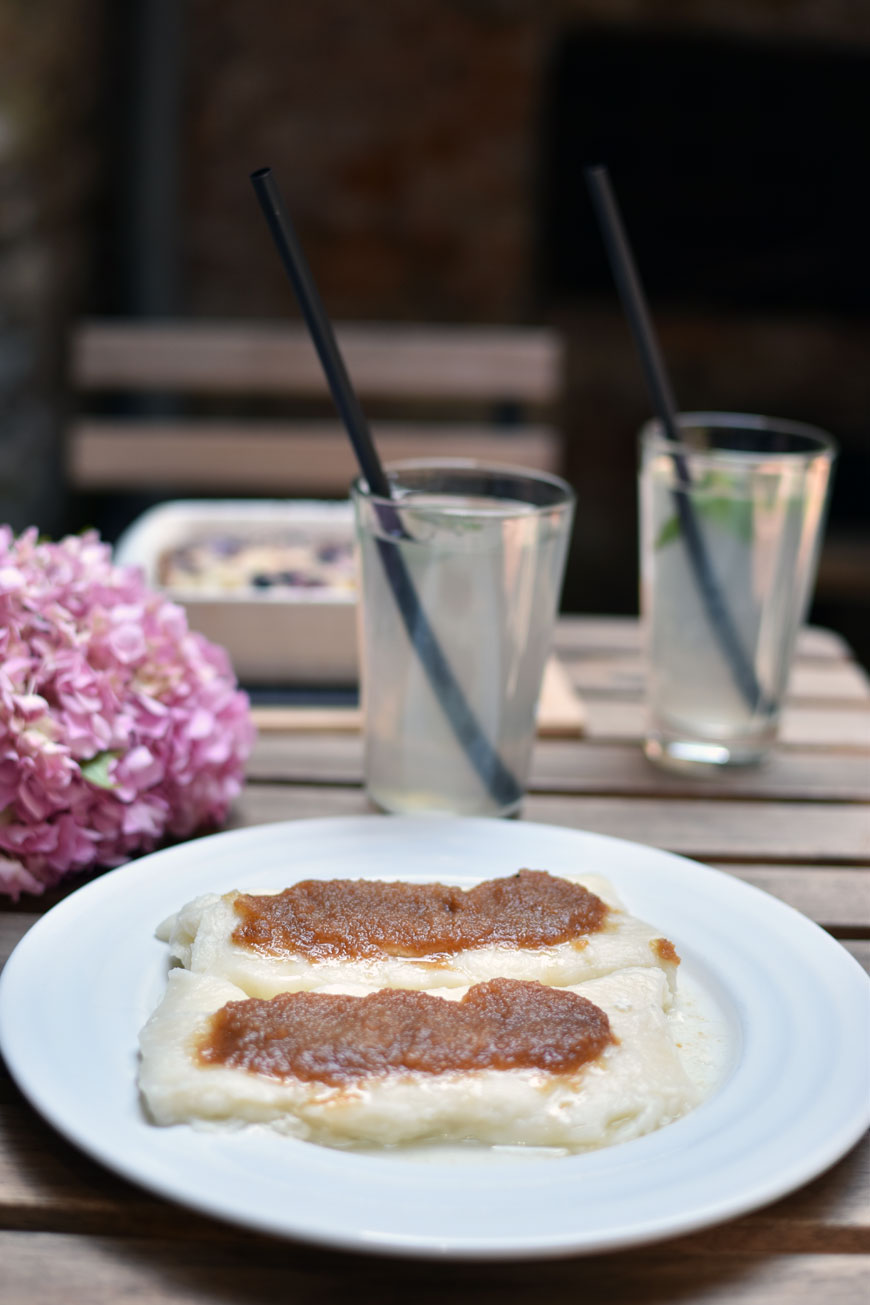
[[67, 319, 565, 497]]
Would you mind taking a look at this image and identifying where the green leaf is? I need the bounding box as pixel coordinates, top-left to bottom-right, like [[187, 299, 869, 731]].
[[654, 495, 754, 549], [80, 750, 121, 790], [655, 515, 682, 548], [699, 496, 754, 543]]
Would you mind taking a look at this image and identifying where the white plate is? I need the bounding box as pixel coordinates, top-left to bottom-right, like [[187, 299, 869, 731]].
[[1, 816, 867, 1260]]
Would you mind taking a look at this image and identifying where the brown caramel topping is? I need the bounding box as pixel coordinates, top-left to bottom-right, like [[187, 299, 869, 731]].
[[197, 978, 613, 1084], [653, 938, 680, 965], [231, 870, 608, 962]]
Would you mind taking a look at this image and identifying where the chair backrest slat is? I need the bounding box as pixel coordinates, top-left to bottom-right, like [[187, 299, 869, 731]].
[[69, 420, 562, 493], [71, 319, 561, 403], [68, 318, 565, 497]]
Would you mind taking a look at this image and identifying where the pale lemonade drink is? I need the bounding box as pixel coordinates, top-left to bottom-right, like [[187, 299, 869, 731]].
[[353, 464, 574, 816], [640, 416, 835, 768]]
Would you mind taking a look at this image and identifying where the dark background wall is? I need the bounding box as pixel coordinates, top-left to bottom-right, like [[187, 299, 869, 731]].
[[0, 0, 103, 535], [2, 0, 868, 660]]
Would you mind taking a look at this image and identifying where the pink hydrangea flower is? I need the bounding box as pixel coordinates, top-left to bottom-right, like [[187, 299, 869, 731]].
[[0, 527, 255, 898]]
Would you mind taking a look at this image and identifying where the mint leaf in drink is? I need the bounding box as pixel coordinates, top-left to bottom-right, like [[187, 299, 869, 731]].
[[700, 496, 754, 542], [654, 494, 753, 549], [655, 515, 682, 548]]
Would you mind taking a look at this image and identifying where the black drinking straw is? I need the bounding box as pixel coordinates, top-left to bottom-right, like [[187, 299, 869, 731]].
[[250, 167, 522, 808], [584, 165, 767, 714]]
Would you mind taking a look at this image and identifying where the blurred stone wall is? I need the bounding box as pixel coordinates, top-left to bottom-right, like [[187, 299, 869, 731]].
[[0, 0, 104, 536], [179, 0, 870, 648], [182, 0, 870, 324]]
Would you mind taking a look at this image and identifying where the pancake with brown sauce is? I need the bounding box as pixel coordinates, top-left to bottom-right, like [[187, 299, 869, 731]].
[[138, 967, 696, 1150], [158, 870, 680, 1000]]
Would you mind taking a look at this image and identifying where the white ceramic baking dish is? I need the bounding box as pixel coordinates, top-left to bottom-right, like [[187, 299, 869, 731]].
[[114, 500, 358, 685]]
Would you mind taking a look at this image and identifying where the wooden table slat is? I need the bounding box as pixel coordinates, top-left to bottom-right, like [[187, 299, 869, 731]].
[[246, 733, 870, 802], [579, 698, 870, 749], [226, 786, 870, 864], [2, 1232, 869, 1303], [554, 618, 854, 663], [558, 655, 870, 704], [709, 866, 870, 932]]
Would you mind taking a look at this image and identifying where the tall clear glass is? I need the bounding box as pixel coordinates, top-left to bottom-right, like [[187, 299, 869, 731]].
[[351, 459, 575, 817], [639, 413, 836, 771]]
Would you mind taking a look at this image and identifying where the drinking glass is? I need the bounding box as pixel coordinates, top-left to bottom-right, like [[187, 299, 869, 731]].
[[351, 459, 575, 816], [639, 412, 836, 770]]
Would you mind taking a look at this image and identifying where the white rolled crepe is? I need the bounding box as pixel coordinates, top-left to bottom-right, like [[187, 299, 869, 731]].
[[157, 873, 680, 1002]]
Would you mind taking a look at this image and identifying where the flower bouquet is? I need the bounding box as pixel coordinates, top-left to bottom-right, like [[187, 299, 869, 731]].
[[0, 527, 254, 898]]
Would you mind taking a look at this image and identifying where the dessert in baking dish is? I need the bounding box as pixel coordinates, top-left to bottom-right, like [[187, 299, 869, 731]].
[[157, 532, 356, 594]]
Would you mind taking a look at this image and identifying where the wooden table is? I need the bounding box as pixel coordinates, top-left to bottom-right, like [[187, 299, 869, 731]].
[[2, 616, 868, 1303]]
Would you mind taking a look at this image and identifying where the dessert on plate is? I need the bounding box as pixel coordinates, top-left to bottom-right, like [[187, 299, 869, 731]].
[[139, 966, 696, 1150], [157, 870, 681, 999], [139, 867, 700, 1152]]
